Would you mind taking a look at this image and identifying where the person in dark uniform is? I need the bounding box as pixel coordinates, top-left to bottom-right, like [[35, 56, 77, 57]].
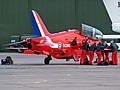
[[109, 40, 119, 65], [104, 41, 110, 64], [88, 42, 97, 65], [96, 41, 104, 65], [80, 37, 89, 64], [71, 37, 77, 48]]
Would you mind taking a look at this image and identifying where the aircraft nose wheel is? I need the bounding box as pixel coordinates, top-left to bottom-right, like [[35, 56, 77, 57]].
[[44, 56, 52, 65]]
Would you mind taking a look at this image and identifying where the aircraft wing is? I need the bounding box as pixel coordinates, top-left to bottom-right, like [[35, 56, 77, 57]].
[[5, 47, 28, 50], [2, 40, 26, 46]]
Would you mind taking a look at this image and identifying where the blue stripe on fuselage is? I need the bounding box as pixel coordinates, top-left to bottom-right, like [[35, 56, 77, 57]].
[[30, 11, 42, 36]]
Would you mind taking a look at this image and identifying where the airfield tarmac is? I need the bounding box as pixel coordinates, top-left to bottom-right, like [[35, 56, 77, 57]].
[[0, 53, 120, 90]]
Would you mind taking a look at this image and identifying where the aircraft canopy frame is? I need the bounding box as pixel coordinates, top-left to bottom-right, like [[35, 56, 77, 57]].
[[81, 24, 103, 40]]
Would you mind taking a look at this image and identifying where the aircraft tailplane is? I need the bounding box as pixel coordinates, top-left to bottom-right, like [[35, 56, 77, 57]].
[[31, 10, 51, 37]]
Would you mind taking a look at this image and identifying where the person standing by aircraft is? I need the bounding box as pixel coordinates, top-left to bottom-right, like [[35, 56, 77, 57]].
[[71, 37, 77, 48], [104, 41, 110, 64], [88, 42, 97, 65], [96, 41, 104, 65], [80, 37, 89, 65], [109, 40, 119, 65], [101, 42, 105, 61]]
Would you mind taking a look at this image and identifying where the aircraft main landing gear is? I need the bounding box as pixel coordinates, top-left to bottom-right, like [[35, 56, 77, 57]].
[[44, 55, 52, 65]]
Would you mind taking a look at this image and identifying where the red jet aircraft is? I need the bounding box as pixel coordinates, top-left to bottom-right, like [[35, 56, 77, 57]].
[[3, 10, 103, 64]]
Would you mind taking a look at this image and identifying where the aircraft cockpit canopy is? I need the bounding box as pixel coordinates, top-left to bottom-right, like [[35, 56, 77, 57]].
[[81, 24, 103, 40]]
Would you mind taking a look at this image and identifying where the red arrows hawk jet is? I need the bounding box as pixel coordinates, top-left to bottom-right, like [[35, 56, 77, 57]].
[[4, 10, 103, 64]]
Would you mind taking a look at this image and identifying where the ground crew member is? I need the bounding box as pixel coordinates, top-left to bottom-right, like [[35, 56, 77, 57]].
[[80, 37, 89, 65], [104, 41, 110, 64], [88, 42, 97, 65], [72, 37, 77, 48], [101, 42, 105, 61], [96, 41, 104, 65], [109, 40, 119, 65]]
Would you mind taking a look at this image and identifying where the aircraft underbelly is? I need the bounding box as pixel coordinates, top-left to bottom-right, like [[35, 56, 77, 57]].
[[51, 49, 82, 59]]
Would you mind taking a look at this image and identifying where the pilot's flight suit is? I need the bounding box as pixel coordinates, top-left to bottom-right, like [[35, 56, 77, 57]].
[[88, 43, 96, 65], [109, 43, 119, 65], [96, 42, 104, 65], [80, 40, 89, 64]]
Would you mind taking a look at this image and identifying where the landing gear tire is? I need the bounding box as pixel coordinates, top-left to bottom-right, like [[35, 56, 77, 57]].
[[44, 56, 52, 65], [44, 58, 50, 65]]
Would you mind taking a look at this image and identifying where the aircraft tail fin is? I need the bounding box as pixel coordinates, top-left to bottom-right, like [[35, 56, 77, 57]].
[[103, 0, 120, 32], [30, 10, 51, 37]]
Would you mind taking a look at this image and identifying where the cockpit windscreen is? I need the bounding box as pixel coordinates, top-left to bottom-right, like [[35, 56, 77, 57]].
[[81, 24, 103, 39]]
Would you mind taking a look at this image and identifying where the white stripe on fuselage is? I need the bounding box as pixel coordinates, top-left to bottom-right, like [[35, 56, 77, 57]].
[[45, 36, 58, 48], [32, 10, 45, 36]]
